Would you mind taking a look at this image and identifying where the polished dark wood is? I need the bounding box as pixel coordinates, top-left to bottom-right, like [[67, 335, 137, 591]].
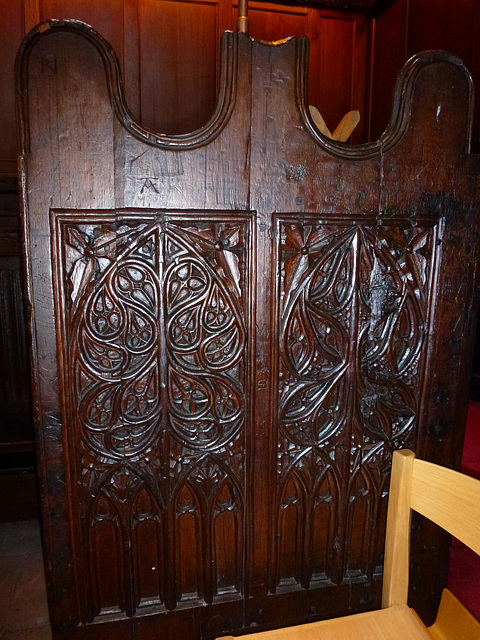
[[0, 177, 33, 469], [368, 0, 408, 142], [0, 0, 24, 174], [249, 2, 308, 41], [4, 0, 480, 174], [17, 19, 480, 640], [369, 0, 480, 148], [256, 0, 396, 12], [1, 0, 374, 168], [2, 0, 372, 523]]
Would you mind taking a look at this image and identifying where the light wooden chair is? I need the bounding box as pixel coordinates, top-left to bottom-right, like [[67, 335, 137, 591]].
[[218, 449, 480, 640]]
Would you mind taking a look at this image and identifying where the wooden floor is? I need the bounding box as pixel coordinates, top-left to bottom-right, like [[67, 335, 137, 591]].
[[0, 520, 51, 639]]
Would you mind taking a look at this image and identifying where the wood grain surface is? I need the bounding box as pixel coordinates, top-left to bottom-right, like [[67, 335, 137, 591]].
[[17, 20, 480, 640]]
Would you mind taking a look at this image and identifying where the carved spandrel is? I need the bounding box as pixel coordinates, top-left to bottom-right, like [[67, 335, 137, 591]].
[[273, 217, 438, 589], [56, 211, 251, 618]]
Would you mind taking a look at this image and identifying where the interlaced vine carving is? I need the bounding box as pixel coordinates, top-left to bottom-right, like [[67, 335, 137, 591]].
[[274, 217, 437, 587], [279, 221, 434, 454]]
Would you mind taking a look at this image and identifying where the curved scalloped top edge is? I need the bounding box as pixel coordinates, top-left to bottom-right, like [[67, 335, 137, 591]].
[[16, 19, 238, 153], [16, 19, 475, 158], [296, 40, 474, 159]]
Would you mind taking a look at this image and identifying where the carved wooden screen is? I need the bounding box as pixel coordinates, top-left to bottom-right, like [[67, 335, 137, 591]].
[[18, 20, 480, 640]]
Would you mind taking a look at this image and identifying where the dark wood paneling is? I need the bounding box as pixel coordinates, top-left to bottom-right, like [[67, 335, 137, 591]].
[[0, 0, 24, 174], [0, 178, 33, 466], [138, 0, 219, 135], [307, 11, 368, 143], [408, 0, 475, 64], [247, 0, 395, 11], [39, 0, 125, 62], [123, 0, 140, 119], [369, 0, 408, 141], [22, 0, 40, 32], [248, 2, 307, 40]]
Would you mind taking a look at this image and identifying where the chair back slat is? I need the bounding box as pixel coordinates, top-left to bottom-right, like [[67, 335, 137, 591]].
[[382, 450, 480, 609], [411, 458, 480, 556]]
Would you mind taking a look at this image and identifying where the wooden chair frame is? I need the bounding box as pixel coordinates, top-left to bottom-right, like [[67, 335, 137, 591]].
[[218, 449, 480, 639]]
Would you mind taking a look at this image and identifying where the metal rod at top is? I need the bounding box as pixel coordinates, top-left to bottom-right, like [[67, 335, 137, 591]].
[[237, 0, 249, 35]]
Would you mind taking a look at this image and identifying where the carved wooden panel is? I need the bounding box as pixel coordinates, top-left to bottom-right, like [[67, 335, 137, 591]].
[[18, 20, 480, 640], [272, 217, 438, 590], [53, 211, 251, 620]]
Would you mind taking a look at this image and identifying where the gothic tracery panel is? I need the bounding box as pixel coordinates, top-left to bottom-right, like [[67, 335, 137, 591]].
[[273, 216, 438, 589], [54, 210, 251, 620]]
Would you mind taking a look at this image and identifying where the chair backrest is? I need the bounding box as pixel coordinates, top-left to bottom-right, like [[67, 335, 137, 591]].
[[382, 449, 480, 608]]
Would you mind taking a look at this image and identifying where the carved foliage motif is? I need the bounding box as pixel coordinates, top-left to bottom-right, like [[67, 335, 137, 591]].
[[58, 213, 250, 620], [274, 218, 437, 588]]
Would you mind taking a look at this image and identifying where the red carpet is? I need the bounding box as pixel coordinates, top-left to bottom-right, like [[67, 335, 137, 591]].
[[447, 400, 480, 620]]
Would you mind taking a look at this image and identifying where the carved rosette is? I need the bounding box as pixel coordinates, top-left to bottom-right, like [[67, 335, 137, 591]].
[[273, 217, 437, 588], [57, 212, 250, 619]]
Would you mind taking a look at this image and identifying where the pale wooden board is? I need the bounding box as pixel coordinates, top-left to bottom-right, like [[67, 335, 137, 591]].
[[382, 449, 414, 607], [427, 589, 480, 640], [411, 459, 480, 556]]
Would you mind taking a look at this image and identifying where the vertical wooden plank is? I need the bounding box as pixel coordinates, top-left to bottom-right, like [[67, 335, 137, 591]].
[[382, 450, 414, 608], [123, 0, 140, 120], [138, 0, 218, 135], [22, 0, 41, 33], [368, 0, 409, 141], [20, 26, 117, 629], [218, 0, 234, 38], [0, 0, 24, 173], [247, 2, 307, 41], [217, 0, 234, 92], [350, 13, 368, 144], [308, 11, 367, 144], [364, 14, 376, 142]]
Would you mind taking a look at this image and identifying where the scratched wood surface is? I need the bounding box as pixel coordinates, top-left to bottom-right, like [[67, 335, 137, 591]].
[[17, 20, 480, 640]]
